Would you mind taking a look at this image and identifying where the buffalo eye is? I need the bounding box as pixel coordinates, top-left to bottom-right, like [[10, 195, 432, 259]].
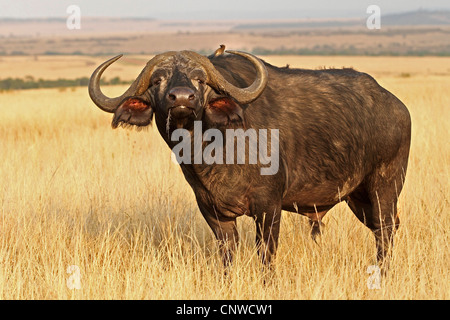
[[196, 78, 204, 85], [153, 78, 162, 86]]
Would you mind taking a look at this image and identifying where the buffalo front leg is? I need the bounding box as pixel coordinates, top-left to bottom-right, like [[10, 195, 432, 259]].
[[254, 204, 282, 266], [215, 218, 239, 268], [200, 210, 239, 268]]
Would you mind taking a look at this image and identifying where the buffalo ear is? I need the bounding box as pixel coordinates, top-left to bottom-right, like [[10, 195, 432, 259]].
[[112, 97, 153, 129], [204, 97, 245, 128]]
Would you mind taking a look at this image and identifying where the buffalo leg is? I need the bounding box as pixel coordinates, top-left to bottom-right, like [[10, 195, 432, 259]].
[[348, 180, 402, 269], [368, 152, 407, 269], [368, 189, 400, 270], [305, 210, 328, 240], [199, 210, 239, 267], [254, 204, 282, 266], [347, 186, 373, 227], [211, 218, 239, 268]]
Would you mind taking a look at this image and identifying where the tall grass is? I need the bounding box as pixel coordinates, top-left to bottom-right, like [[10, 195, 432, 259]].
[[0, 71, 448, 299]]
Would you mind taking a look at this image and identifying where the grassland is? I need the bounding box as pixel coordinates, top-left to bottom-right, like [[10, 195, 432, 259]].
[[0, 56, 448, 299]]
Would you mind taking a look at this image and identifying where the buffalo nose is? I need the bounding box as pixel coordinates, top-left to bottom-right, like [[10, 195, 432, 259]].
[[167, 87, 196, 105], [167, 87, 196, 118]]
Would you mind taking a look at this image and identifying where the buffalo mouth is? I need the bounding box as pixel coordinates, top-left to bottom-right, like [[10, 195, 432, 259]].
[[169, 105, 196, 119], [166, 105, 198, 133]]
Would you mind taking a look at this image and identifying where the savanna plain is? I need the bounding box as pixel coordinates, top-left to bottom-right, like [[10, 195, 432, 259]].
[[0, 55, 448, 299]]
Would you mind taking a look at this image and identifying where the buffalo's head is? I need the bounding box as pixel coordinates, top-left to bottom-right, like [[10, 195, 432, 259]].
[[88, 47, 268, 136]]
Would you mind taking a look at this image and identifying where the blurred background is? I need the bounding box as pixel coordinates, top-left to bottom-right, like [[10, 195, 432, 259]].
[[1, 0, 449, 88], [1, 0, 450, 55]]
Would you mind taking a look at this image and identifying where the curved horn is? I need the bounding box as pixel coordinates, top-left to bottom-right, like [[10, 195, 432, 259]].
[[89, 52, 177, 113], [89, 55, 138, 113], [183, 50, 268, 105], [222, 50, 268, 104]]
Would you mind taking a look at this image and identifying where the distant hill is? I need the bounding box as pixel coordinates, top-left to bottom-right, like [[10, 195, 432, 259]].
[[0, 17, 235, 37], [233, 10, 450, 30], [1, 10, 449, 37], [382, 10, 450, 25]]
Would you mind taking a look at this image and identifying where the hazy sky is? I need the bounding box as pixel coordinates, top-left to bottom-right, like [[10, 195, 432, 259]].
[[1, 0, 449, 20]]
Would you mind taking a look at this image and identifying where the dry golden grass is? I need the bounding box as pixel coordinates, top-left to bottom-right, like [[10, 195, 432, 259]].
[[0, 57, 448, 299]]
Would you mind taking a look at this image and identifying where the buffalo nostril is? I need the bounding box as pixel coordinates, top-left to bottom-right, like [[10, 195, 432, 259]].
[[167, 87, 196, 104]]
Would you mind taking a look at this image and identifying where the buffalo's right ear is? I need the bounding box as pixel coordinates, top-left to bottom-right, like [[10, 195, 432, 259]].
[[112, 97, 153, 129]]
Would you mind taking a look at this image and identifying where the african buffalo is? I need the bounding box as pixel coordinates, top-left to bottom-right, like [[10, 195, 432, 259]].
[[89, 45, 411, 269]]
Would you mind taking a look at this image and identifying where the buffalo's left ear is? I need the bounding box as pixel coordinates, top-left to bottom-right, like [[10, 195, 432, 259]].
[[204, 97, 245, 128], [112, 97, 153, 129]]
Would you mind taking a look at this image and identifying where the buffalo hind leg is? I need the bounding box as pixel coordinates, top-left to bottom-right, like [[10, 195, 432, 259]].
[[367, 155, 406, 270], [348, 183, 401, 270], [305, 210, 328, 241], [369, 189, 400, 270]]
